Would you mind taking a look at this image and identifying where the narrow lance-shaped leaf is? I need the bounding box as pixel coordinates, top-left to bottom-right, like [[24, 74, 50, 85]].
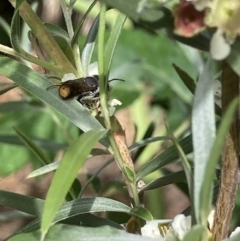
[[104, 13, 127, 74], [81, 15, 99, 75], [136, 134, 193, 181], [14, 127, 50, 166], [41, 129, 107, 237], [8, 224, 156, 241], [0, 83, 18, 95], [192, 58, 216, 224], [71, 0, 97, 47], [165, 122, 193, 205], [200, 98, 239, 224], [10, 0, 61, 74], [11, 197, 154, 236]]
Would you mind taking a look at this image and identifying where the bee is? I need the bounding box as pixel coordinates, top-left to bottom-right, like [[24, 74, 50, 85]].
[[47, 75, 123, 109]]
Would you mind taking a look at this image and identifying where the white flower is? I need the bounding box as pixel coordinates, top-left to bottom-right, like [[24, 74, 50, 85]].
[[141, 215, 191, 240], [141, 219, 171, 239], [210, 29, 231, 60]]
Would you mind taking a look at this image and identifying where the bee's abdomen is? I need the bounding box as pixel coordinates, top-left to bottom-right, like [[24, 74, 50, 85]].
[[59, 85, 72, 99]]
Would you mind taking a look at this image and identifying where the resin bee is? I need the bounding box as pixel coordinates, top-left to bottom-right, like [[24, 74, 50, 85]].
[[47, 75, 123, 109]]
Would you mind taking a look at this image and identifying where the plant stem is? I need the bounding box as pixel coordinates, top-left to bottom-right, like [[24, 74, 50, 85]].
[[212, 62, 240, 240], [98, 3, 111, 128], [97, 3, 139, 207], [0, 44, 61, 73]]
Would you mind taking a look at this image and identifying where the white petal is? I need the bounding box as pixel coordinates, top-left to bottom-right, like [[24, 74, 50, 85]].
[[186, 0, 211, 11], [207, 208, 215, 231], [210, 30, 231, 60], [230, 227, 240, 238], [141, 219, 171, 239], [108, 106, 116, 116], [171, 214, 191, 239], [88, 62, 99, 76], [62, 73, 77, 82], [108, 99, 122, 107]]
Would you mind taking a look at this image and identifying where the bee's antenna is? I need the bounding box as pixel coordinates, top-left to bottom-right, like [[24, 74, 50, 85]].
[[46, 84, 62, 91], [108, 78, 125, 83]]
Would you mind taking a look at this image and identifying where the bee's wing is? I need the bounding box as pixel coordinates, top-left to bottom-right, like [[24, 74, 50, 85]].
[[46, 84, 61, 90]]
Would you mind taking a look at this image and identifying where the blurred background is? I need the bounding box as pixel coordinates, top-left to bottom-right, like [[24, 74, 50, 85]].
[[2, 0, 238, 240]]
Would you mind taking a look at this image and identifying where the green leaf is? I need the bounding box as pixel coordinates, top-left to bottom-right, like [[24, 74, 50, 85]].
[[81, 15, 99, 75], [200, 98, 239, 224], [41, 129, 107, 236], [64, 213, 123, 230], [0, 16, 11, 37], [66, 178, 82, 201], [14, 127, 50, 165], [72, 0, 97, 47], [0, 190, 44, 216], [0, 101, 44, 112], [183, 224, 207, 241], [136, 135, 193, 181], [173, 64, 196, 94], [27, 161, 61, 178], [69, 0, 78, 7], [123, 165, 135, 182], [104, 13, 126, 74], [28, 148, 109, 178], [8, 224, 155, 241], [130, 206, 153, 221], [0, 191, 127, 236], [140, 170, 186, 192], [44, 23, 70, 41], [11, 197, 132, 235], [133, 122, 155, 162], [192, 58, 216, 224], [90, 148, 110, 155], [0, 56, 104, 133], [173, 64, 222, 116], [86, 174, 101, 194], [0, 134, 66, 151], [130, 136, 169, 151], [44, 23, 75, 65], [10, 1, 58, 73], [0, 83, 18, 95], [165, 123, 193, 202]]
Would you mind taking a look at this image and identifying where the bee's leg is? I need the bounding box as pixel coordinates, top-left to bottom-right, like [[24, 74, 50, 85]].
[[79, 100, 91, 108], [77, 88, 101, 109]]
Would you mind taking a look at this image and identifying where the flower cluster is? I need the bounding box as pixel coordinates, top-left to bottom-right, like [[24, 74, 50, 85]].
[[141, 213, 240, 240], [173, 0, 240, 60]]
